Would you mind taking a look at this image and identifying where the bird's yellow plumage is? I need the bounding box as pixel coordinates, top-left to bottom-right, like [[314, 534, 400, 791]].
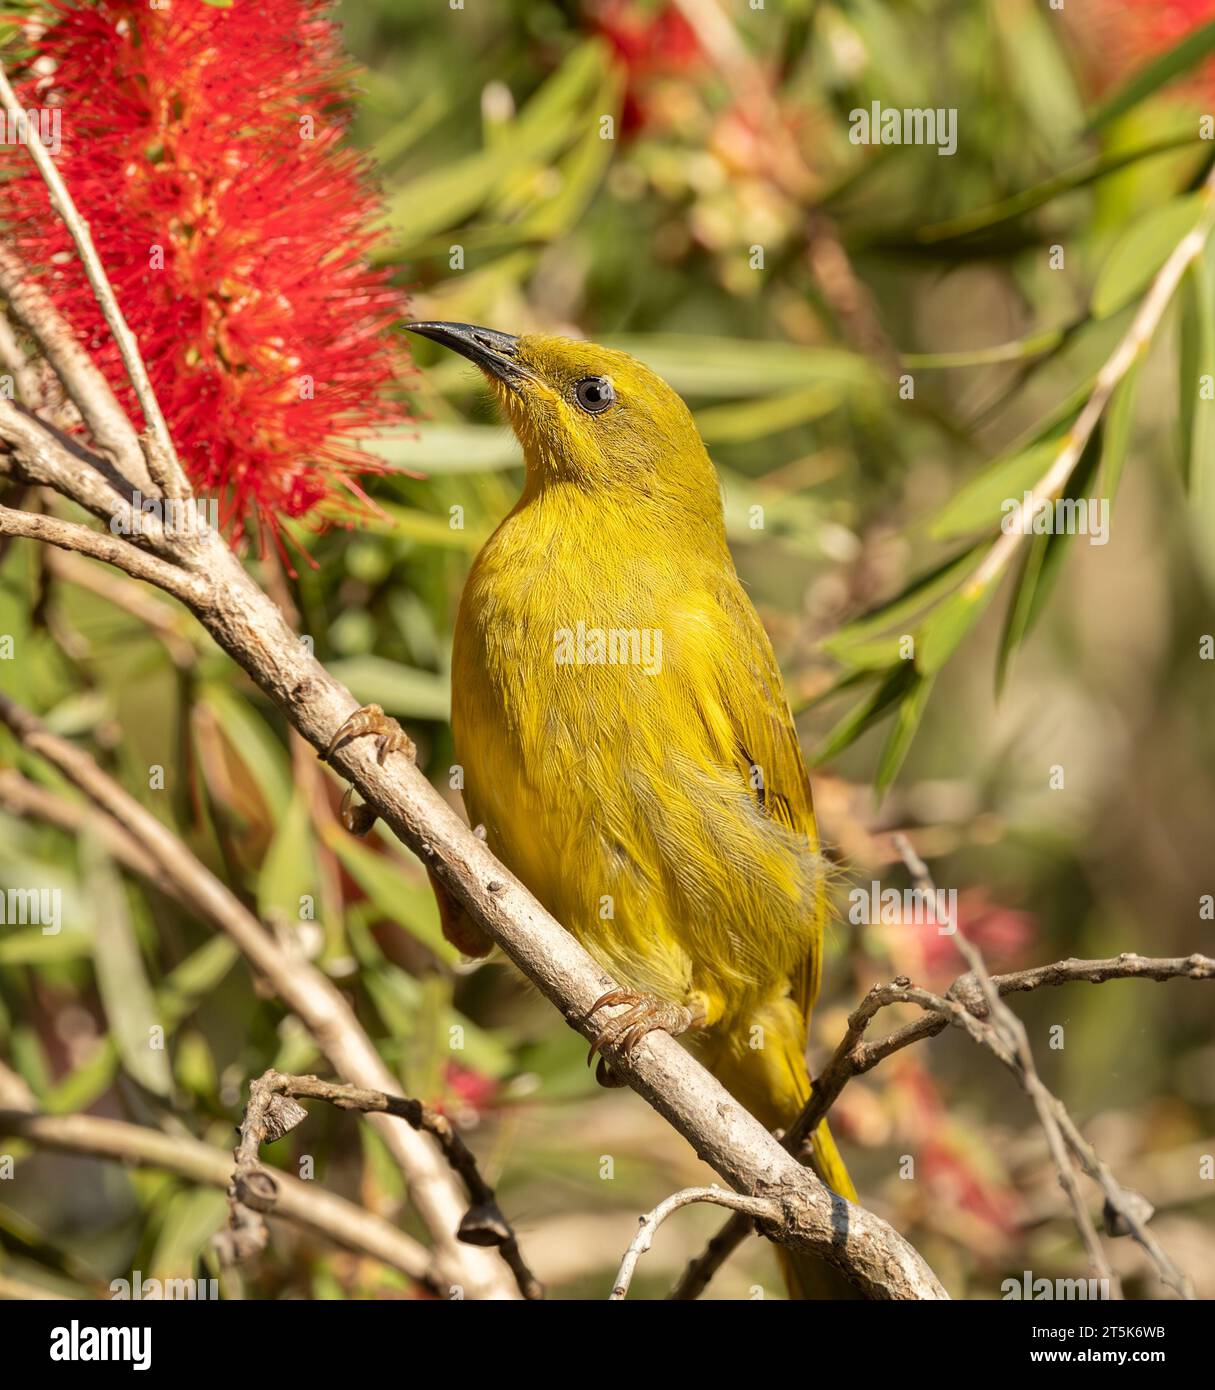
[[398, 323, 854, 1294]]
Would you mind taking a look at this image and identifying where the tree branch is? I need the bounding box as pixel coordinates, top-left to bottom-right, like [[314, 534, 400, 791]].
[[611, 1186, 778, 1301], [225, 1071, 543, 1300], [0, 60, 187, 498], [0, 1108, 437, 1290], [0, 692, 516, 1299], [674, 943, 1213, 1298]]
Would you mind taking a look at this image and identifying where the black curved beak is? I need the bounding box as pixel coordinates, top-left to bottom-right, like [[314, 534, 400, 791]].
[[404, 321, 533, 389]]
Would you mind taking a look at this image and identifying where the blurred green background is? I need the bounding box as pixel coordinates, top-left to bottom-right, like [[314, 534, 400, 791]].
[[1, 0, 1213, 1299]]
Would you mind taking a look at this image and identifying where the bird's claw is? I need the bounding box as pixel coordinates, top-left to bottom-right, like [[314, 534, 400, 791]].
[[585, 987, 695, 1082], [324, 703, 416, 766], [325, 704, 416, 836]]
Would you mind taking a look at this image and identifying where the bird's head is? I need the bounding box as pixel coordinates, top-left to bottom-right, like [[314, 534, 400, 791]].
[[405, 322, 720, 512]]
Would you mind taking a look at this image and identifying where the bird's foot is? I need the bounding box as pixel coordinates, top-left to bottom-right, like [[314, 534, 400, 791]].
[[324, 703, 416, 766], [324, 704, 416, 836], [585, 988, 698, 1085]]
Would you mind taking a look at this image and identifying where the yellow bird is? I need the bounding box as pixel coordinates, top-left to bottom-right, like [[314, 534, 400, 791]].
[[332, 322, 855, 1297]]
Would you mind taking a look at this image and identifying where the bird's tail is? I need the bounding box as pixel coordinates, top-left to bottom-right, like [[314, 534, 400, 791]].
[[708, 994, 859, 1300]]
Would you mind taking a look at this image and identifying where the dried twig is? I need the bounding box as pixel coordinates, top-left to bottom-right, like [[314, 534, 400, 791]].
[[0, 692, 514, 1298], [0, 60, 187, 498], [894, 836, 1120, 1296], [225, 1071, 543, 1300], [0, 1107, 436, 1289], [895, 835, 1194, 1299], [674, 940, 1213, 1298], [611, 1186, 777, 1301]]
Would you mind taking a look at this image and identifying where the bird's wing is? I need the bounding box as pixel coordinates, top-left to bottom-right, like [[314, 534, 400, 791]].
[[710, 577, 826, 1026]]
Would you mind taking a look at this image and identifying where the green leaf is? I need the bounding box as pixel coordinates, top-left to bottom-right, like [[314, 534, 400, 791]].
[[929, 441, 1058, 541], [148, 1189, 227, 1285], [257, 790, 316, 926], [693, 384, 845, 444], [201, 683, 293, 820], [1178, 253, 1215, 493], [1091, 196, 1204, 319], [1000, 427, 1105, 688], [824, 546, 984, 663], [366, 424, 521, 474], [326, 656, 450, 721], [874, 673, 936, 795], [1182, 252, 1215, 591], [813, 663, 918, 764], [912, 136, 1201, 247], [323, 827, 457, 962], [86, 835, 172, 1098], [1088, 21, 1215, 130], [603, 334, 879, 400], [916, 579, 1001, 675], [1100, 355, 1143, 507]]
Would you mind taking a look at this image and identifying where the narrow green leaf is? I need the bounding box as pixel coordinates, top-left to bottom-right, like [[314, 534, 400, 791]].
[[994, 428, 1103, 690], [326, 656, 450, 721], [366, 424, 521, 474], [148, 1189, 227, 1285], [1178, 253, 1215, 492], [874, 673, 936, 795], [913, 136, 1201, 247], [1091, 196, 1203, 319], [86, 835, 172, 1098], [201, 684, 293, 820], [1100, 355, 1143, 507], [813, 664, 918, 764], [323, 828, 457, 962], [1088, 20, 1215, 130], [603, 334, 879, 400], [257, 790, 316, 926], [929, 441, 1058, 541], [916, 580, 1001, 675], [694, 384, 844, 444], [1183, 251, 1215, 591], [823, 546, 983, 659]]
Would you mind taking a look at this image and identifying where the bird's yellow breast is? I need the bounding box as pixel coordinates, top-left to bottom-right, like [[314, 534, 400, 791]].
[[451, 482, 821, 1029]]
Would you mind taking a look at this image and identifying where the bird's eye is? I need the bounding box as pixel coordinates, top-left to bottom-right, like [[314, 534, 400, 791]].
[[573, 376, 615, 415]]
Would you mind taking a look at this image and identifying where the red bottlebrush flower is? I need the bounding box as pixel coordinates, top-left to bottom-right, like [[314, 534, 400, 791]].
[[891, 1057, 1024, 1241], [443, 1061, 500, 1114], [1078, 0, 1215, 94], [875, 887, 1037, 991], [590, 0, 702, 134], [0, 0, 408, 549]]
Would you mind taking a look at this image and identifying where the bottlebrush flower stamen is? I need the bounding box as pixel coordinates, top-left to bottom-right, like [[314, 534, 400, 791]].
[[0, 0, 409, 551]]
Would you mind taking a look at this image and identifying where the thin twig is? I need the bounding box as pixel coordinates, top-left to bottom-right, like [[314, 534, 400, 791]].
[[894, 835, 1121, 1297], [966, 163, 1215, 600], [225, 1071, 543, 1300], [0, 504, 205, 601], [675, 944, 1213, 1298], [0, 61, 188, 499], [0, 692, 517, 1299], [0, 246, 150, 489], [0, 1108, 437, 1289], [611, 1186, 777, 1301]]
